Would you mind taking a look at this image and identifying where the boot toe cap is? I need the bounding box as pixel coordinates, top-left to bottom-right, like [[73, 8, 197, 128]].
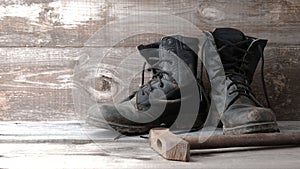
[[222, 104, 277, 129], [86, 103, 119, 129], [86, 103, 160, 135]]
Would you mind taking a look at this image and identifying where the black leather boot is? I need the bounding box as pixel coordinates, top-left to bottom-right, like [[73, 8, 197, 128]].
[[86, 35, 209, 135], [212, 28, 279, 135]]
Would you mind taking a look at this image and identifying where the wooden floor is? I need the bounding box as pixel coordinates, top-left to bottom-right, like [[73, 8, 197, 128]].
[[0, 121, 299, 169]]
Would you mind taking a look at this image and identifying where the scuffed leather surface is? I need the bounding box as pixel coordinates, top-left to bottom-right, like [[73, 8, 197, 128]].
[[209, 28, 278, 131], [87, 34, 210, 134], [222, 78, 277, 128]]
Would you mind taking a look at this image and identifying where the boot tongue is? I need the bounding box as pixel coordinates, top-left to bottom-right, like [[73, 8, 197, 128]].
[[213, 28, 246, 46], [158, 35, 199, 84], [137, 35, 199, 85], [212, 28, 249, 82], [137, 42, 160, 67]]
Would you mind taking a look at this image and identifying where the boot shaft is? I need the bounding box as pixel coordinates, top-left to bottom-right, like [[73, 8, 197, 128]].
[[212, 28, 267, 84], [137, 42, 160, 74], [135, 35, 201, 111], [138, 35, 199, 82], [159, 35, 199, 79]]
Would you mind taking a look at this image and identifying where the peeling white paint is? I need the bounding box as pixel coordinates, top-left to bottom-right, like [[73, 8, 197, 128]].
[[0, 0, 106, 28], [0, 4, 42, 21], [48, 1, 106, 26]]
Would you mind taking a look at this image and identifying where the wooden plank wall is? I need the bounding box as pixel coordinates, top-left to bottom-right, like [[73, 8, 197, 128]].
[[0, 0, 299, 121]]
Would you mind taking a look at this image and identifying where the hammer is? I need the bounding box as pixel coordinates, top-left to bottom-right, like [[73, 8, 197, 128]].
[[149, 128, 300, 162]]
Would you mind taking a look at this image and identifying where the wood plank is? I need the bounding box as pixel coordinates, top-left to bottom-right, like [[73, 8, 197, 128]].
[[0, 47, 142, 121], [0, 121, 298, 143], [0, 46, 299, 121], [0, 0, 299, 47], [0, 144, 299, 169], [252, 46, 300, 120], [0, 121, 299, 169], [0, 47, 78, 121], [0, 0, 108, 47]]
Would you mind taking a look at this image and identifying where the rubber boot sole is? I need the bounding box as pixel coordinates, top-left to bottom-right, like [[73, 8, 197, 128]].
[[87, 115, 204, 135], [86, 115, 153, 135], [223, 122, 280, 135]]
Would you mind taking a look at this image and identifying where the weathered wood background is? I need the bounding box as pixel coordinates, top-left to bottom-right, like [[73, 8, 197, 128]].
[[0, 0, 299, 121]]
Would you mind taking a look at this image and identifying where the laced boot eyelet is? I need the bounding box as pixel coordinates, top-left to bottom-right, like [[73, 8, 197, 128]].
[[168, 48, 176, 53], [167, 38, 174, 45], [162, 37, 174, 45], [136, 105, 143, 111], [159, 83, 164, 88]]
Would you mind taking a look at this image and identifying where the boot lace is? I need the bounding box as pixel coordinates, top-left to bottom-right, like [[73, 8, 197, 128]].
[[216, 38, 271, 108], [122, 58, 175, 103]]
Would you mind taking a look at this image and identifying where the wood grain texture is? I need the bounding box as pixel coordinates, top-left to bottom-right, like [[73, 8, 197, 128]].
[[149, 128, 190, 162], [0, 46, 298, 121], [0, 0, 299, 47], [0, 121, 299, 168], [0, 0, 299, 121]]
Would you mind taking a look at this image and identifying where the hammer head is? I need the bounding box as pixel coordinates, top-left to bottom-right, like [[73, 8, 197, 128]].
[[149, 128, 190, 162]]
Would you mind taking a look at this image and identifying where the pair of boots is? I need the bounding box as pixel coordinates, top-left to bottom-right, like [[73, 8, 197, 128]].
[[87, 28, 279, 135]]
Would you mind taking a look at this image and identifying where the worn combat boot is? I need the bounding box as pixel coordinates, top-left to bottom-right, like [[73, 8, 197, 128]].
[[87, 35, 209, 135], [212, 28, 279, 135]]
